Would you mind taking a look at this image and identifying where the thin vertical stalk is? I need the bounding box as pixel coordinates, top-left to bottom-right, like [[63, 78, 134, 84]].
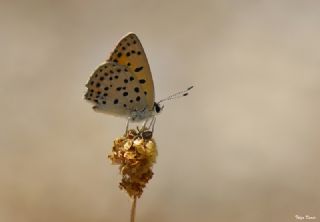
[[130, 196, 137, 222]]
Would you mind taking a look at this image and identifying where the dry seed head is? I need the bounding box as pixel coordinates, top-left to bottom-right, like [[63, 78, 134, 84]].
[[108, 129, 157, 198]]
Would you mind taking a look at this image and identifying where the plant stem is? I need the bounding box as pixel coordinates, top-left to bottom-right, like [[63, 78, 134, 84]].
[[130, 196, 137, 222]]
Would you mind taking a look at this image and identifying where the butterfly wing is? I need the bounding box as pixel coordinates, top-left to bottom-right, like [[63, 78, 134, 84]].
[[85, 62, 149, 117], [108, 33, 155, 111]]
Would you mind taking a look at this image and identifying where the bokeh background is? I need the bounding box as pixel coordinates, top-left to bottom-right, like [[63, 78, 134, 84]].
[[1, 0, 319, 221]]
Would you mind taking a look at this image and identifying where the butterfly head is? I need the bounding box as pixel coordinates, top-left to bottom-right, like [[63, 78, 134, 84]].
[[154, 102, 164, 114]]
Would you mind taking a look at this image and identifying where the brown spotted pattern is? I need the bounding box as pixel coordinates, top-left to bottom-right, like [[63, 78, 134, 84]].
[[108, 33, 155, 110], [85, 62, 149, 115]]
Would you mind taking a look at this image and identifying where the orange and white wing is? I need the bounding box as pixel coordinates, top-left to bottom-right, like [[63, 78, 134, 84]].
[[108, 33, 155, 111]]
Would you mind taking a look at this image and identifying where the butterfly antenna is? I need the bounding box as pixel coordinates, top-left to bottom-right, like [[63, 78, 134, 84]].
[[158, 86, 193, 103]]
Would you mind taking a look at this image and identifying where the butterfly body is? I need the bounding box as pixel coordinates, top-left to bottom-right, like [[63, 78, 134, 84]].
[[85, 33, 159, 122], [85, 33, 191, 128], [92, 104, 156, 122]]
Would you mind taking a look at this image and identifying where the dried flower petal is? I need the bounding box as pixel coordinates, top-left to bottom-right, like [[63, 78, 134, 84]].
[[124, 140, 133, 150]]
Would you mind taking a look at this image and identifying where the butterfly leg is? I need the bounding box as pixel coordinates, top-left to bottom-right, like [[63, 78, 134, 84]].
[[149, 116, 156, 133], [137, 118, 151, 133], [141, 119, 148, 131], [125, 118, 130, 135], [144, 116, 156, 130]]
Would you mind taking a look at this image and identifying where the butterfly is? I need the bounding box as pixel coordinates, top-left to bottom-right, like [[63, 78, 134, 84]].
[[84, 33, 192, 131]]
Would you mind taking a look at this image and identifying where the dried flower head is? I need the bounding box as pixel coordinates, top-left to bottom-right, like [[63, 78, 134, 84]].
[[108, 129, 157, 198]]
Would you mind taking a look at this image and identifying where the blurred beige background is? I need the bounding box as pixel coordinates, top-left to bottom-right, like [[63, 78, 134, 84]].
[[1, 0, 320, 221]]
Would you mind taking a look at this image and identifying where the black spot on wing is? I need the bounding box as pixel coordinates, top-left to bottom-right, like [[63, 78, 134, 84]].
[[134, 67, 144, 72]]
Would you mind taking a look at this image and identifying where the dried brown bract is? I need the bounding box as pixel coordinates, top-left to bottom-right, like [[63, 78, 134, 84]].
[[108, 129, 157, 198]]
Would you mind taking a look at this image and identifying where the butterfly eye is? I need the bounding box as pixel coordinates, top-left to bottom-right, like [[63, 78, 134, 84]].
[[154, 103, 161, 113]]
